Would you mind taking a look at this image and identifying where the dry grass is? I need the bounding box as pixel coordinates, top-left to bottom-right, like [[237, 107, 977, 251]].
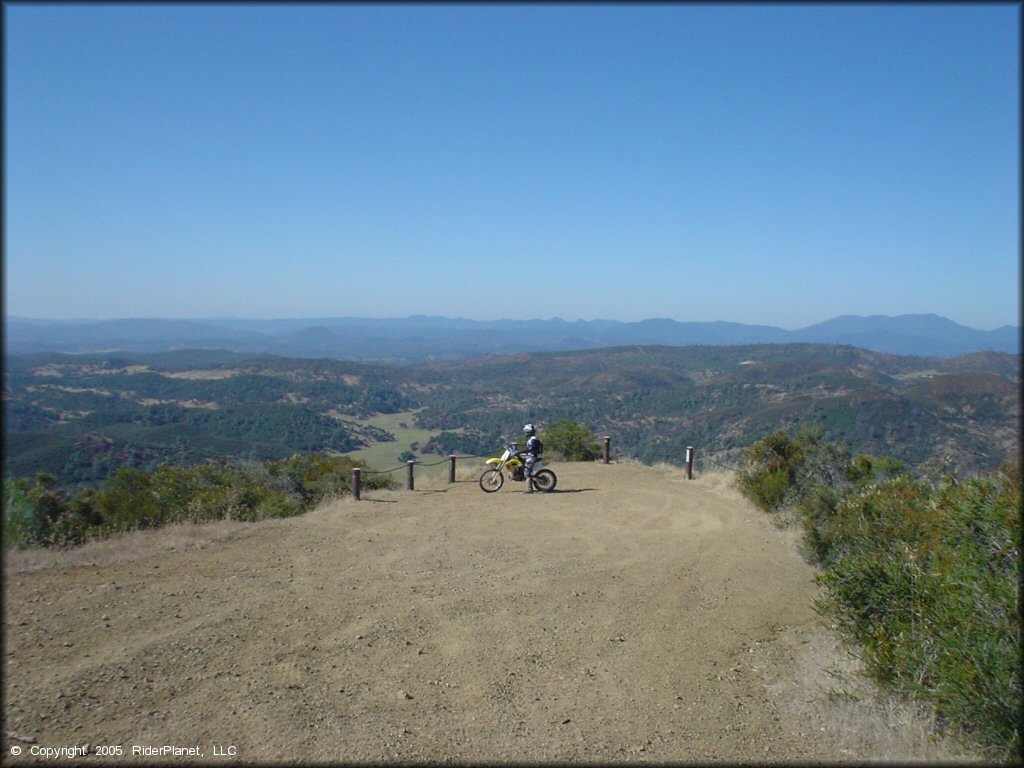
[[636, 458, 981, 761], [3, 519, 280, 574], [768, 626, 982, 763], [162, 368, 241, 380], [4, 461, 493, 574], [688, 464, 984, 763]]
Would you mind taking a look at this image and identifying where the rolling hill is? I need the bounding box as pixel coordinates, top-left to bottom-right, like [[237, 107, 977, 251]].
[[4, 343, 1018, 489]]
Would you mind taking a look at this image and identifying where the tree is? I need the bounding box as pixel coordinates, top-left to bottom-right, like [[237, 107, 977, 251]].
[[542, 420, 601, 461], [94, 468, 158, 532]]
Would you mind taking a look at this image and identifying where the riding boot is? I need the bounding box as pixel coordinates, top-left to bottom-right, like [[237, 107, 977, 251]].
[[525, 479, 534, 494]]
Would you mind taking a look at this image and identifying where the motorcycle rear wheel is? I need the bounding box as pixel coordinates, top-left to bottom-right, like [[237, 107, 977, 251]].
[[532, 469, 557, 492], [479, 469, 504, 493]]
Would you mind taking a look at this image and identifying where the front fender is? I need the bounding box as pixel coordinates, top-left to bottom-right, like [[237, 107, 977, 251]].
[[485, 457, 503, 466]]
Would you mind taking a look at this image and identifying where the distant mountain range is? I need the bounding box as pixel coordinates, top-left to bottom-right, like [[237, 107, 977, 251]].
[[4, 314, 1019, 362]]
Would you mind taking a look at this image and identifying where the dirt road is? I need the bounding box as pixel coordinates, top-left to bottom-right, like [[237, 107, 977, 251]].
[[3, 462, 961, 763]]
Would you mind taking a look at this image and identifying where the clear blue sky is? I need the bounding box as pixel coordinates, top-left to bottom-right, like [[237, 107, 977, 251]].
[[4, 3, 1019, 329]]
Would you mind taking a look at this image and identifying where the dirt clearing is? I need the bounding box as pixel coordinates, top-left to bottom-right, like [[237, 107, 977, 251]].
[[3, 462, 971, 763]]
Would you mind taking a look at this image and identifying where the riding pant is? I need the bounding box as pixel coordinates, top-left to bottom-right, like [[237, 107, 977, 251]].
[[521, 453, 537, 478]]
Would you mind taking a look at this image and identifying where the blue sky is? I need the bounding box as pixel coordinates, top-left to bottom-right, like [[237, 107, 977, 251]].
[[4, 3, 1019, 329]]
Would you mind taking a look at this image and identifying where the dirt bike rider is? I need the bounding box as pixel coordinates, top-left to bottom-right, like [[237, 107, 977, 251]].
[[519, 424, 543, 493]]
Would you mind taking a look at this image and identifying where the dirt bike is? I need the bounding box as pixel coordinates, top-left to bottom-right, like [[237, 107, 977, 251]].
[[479, 442, 557, 493]]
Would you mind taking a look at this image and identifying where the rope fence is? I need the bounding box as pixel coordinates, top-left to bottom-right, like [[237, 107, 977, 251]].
[[349, 437, 734, 499], [695, 455, 742, 473], [359, 454, 488, 476], [352, 453, 493, 500]]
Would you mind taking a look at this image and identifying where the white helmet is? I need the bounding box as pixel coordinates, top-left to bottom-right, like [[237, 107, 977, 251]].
[[522, 423, 536, 435]]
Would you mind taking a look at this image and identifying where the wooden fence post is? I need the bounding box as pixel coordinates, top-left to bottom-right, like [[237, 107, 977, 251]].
[[603, 436, 611, 464], [448, 454, 457, 483], [352, 468, 361, 500], [406, 460, 415, 491], [686, 446, 694, 480]]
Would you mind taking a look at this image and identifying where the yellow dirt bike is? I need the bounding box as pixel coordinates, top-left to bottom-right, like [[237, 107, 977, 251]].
[[479, 442, 557, 493]]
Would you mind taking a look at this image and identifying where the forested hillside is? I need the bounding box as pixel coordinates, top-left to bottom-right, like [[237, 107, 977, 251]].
[[413, 345, 1019, 475], [4, 344, 1019, 489], [3, 351, 412, 486]]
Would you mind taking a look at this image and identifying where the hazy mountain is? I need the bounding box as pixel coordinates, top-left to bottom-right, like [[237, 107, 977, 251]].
[[5, 318, 262, 352], [5, 313, 1019, 361], [793, 314, 1020, 357]]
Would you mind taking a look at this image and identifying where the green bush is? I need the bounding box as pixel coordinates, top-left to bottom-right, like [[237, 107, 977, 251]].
[[265, 452, 391, 506], [737, 430, 1021, 759], [3, 453, 395, 549], [735, 429, 810, 511], [815, 465, 1020, 757], [93, 468, 160, 533], [3, 473, 99, 548], [3, 478, 43, 548], [542, 420, 601, 461]]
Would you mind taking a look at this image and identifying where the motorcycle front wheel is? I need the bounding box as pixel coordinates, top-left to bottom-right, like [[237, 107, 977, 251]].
[[532, 469, 557, 492], [479, 469, 504, 493]]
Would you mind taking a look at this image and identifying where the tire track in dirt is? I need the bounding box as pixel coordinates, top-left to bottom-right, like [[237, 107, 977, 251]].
[[2, 462, 943, 763]]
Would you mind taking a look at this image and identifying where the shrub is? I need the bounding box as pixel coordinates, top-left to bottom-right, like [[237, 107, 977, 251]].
[[542, 420, 601, 461], [3, 453, 396, 550], [736, 429, 810, 511], [3, 478, 43, 548], [737, 429, 1021, 759], [93, 468, 159, 534], [815, 465, 1020, 757]]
